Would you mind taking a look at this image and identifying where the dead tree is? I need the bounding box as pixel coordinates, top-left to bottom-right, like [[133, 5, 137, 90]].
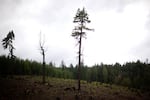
[[39, 33, 46, 83]]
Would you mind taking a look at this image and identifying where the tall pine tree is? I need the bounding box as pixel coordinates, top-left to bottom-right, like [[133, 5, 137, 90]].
[[72, 8, 93, 90]]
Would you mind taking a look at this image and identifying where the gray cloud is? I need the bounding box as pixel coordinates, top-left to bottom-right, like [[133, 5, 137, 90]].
[[86, 0, 141, 12], [1, 0, 150, 65]]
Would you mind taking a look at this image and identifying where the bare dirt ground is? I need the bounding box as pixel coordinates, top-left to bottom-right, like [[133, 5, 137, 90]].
[[0, 76, 149, 100]]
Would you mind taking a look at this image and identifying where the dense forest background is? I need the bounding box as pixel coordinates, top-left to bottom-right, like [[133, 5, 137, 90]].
[[0, 55, 150, 91]]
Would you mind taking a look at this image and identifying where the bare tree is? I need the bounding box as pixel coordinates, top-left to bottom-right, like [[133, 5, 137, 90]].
[[72, 8, 94, 91], [39, 32, 46, 83]]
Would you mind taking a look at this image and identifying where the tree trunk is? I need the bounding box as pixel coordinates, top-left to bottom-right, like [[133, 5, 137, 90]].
[[78, 26, 83, 91], [42, 52, 46, 84]]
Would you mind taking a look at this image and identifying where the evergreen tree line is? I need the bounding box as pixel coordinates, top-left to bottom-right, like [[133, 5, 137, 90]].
[[0, 55, 150, 91]]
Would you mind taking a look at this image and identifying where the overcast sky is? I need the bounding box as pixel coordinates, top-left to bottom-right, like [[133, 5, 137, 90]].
[[0, 0, 150, 66]]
